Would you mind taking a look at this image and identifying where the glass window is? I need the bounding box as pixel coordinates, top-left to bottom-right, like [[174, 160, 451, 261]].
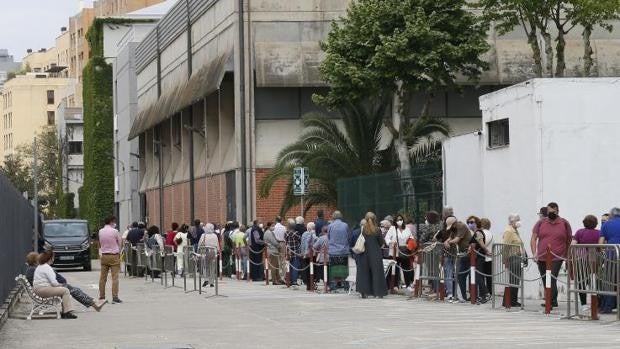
[[47, 111, 55, 125], [47, 90, 55, 105], [68, 141, 83, 155], [487, 118, 509, 149]]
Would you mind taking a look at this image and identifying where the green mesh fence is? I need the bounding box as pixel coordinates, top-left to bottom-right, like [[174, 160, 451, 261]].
[[337, 163, 443, 225]]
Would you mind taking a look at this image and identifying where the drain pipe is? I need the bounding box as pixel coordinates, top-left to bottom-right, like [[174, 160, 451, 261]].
[[238, 0, 247, 223]]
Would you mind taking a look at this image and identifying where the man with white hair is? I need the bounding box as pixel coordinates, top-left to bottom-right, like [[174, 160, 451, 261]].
[[300, 222, 317, 289], [199, 223, 219, 287]]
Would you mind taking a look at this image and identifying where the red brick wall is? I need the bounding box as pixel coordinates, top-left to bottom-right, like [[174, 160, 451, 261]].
[[255, 168, 333, 223], [145, 189, 160, 226]]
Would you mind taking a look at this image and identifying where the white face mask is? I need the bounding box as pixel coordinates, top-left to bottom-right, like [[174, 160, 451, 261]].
[[424, 220, 429, 225], [111, 223, 116, 229], [397, 220, 404, 227], [515, 221, 522, 228], [380, 227, 387, 233]]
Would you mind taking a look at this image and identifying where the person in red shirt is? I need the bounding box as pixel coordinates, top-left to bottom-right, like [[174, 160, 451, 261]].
[[530, 202, 572, 308], [165, 222, 179, 252]]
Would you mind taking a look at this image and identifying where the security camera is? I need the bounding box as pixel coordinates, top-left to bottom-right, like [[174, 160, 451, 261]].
[[473, 130, 482, 136]]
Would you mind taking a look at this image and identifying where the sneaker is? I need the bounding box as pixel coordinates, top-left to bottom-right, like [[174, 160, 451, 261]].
[[112, 297, 123, 304], [202, 281, 208, 287], [446, 295, 454, 302], [457, 299, 467, 304], [210, 284, 214, 288], [580, 305, 590, 313], [61, 312, 78, 319], [92, 300, 107, 312]]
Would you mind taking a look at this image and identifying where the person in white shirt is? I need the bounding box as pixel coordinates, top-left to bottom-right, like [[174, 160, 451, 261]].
[[199, 223, 220, 287], [174, 224, 190, 275], [33, 250, 77, 319], [384, 214, 414, 288], [480, 218, 494, 295], [272, 216, 287, 281]]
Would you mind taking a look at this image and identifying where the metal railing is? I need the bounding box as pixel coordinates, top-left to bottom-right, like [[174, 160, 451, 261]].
[[491, 243, 525, 309], [567, 244, 620, 321], [418, 243, 445, 298]]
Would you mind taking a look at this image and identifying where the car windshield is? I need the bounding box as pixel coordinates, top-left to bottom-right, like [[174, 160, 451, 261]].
[[44, 222, 88, 238]]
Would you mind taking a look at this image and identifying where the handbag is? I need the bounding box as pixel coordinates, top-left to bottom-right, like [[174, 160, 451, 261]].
[[396, 229, 413, 258], [352, 228, 366, 254]]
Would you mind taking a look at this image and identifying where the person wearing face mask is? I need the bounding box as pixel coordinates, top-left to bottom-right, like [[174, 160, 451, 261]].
[[502, 214, 525, 307], [530, 202, 572, 309], [98, 216, 123, 304], [379, 220, 393, 259], [385, 215, 414, 288]]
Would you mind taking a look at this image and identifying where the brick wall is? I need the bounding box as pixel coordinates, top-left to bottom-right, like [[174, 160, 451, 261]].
[[255, 168, 333, 224]]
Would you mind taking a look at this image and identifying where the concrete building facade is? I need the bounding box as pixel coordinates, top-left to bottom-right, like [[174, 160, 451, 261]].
[[443, 78, 620, 299], [94, 0, 166, 17], [0, 74, 70, 159], [102, 1, 174, 228], [57, 100, 84, 209], [126, 1, 620, 228]]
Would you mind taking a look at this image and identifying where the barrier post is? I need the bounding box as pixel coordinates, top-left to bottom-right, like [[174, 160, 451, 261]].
[[246, 246, 251, 283], [504, 287, 511, 309], [264, 248, 269, 286], [413, 254, 421, 297], [591, 272, 599, 320], [470, 243, 476, 305], [545, 245, 552, 315], [218, 234, 223, 281], [235, 247, 240, 281], [285, 248, 291, 288], [390, 244, 397, 294], [439, 254, 445, 301], [323, 243, 328, 293], [309, 247, 314, 292]]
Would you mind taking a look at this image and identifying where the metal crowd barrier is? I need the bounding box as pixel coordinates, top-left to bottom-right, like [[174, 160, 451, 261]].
[[135, 243, 148, 277], [149, 245, 163, 284], [162, 245, 178, 288], [567, 244, 620, 321], [491, 243, 525, 309], [418, 243, 445, 299], [123, 242, 132, 277]]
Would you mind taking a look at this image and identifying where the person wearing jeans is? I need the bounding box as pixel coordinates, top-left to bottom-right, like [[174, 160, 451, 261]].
[[443, 216, 472, 302], [443, 255, 455, 300], [530, 202, 572, 308]]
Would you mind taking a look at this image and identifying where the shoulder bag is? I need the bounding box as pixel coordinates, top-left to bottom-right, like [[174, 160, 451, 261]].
[[352, 227, 366, 254]]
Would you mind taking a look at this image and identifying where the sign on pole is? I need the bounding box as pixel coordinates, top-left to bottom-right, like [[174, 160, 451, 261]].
[[293, 167, 309, 196]]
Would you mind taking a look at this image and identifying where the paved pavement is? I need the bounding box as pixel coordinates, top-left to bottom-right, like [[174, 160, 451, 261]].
[[1, 262, 619, 349]]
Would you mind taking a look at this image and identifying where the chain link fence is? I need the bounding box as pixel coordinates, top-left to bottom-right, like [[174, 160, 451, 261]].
[[0, 173, 35, 304], [337, 163, 443, 225]]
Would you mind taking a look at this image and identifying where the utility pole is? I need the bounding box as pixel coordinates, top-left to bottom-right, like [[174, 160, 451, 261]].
[[32, 137, 39, 252]]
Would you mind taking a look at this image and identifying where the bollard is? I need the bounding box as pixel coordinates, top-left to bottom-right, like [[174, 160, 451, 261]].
[[504, 286, 511, 309], [309, 247, 314, 292], [545, 245, 552, 315], [219, 253, 223, 281], [390, 244, 397, 293], [323, 243, 329, 293], [470, 243, 476, 304], [263, 249, 269, 286], [246, 246, 251, 283], [439, 256, 445, 301]]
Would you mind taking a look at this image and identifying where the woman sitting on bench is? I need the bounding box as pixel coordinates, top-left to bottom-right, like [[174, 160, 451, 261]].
[[32, 250, 78, 319], [25, 252, 106, 313]]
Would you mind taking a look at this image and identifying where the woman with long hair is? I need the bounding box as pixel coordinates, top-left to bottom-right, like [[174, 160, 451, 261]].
[[355, 212, 388, 298], [385, 214, 414, 288]]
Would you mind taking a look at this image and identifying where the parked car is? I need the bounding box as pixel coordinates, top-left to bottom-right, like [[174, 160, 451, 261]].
[[42, 219, 91, 271]]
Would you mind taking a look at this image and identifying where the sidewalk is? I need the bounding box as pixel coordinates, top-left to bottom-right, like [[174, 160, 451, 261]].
[[1, 261, 618, 349]]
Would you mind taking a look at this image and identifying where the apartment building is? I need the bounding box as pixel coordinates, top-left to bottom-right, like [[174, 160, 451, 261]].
[[0, 74, 70, 159], [0, 49, 21, 89]]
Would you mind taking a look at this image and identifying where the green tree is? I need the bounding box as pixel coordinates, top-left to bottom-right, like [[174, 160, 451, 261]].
[[569, 0, 620, 76], [0, 153, 33, 196], [16, 126, 62, 216], [317, 0, 488, 209], [259, 100, 394, 215]]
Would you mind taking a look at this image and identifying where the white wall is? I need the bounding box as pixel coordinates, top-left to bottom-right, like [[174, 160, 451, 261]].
[[444, 78, 620, 299]]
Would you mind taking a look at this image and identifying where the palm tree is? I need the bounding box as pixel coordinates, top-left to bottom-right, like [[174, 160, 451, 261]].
[[259, 99, 394, 215]]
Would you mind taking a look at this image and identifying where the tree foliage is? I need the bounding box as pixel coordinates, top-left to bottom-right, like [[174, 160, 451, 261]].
[[82, 56, 114, 231], [0, 153, 33, 197], [479, 0, 620, 77], [316, 0, 490, 110], [259, 100, 395, 215]]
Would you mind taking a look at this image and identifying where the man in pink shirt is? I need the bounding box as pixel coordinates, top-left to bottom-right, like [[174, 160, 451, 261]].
[[98, 216, 123, 303], [530, 202, 572, 308]]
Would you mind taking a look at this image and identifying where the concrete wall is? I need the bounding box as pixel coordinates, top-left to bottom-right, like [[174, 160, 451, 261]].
[[444, 78, 620, 299]]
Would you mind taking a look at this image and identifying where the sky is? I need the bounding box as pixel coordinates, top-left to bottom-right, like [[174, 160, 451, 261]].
[[0, 1, 94, 62]]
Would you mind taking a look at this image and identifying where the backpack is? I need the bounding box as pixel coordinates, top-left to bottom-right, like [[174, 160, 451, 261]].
[[146, 235, 158, 249]]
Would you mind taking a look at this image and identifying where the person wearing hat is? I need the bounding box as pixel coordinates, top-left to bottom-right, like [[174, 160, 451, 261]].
[[443, 216, 472, 302]]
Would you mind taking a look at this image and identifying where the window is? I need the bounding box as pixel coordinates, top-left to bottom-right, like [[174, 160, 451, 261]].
[[47, 111, 55, 125], [47, 90, 55, 105], [68, 141, 82, 154], [487, 118, 509, 149]]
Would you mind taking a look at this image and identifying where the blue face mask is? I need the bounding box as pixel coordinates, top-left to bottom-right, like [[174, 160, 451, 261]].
[[467, 223, 476, 231]]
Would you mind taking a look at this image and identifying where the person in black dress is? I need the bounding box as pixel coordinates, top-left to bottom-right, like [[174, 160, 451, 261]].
[[356, 212, 388, 298]]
